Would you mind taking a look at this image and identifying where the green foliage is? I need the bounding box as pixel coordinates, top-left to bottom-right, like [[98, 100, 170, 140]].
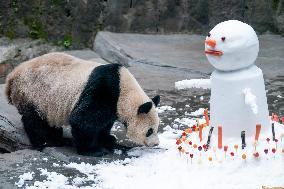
[[6, 28, 15, 39], [63, 35, 72, 48], [11, 0, 19, 13], [272, 0, 280, 11], [26, 19, 47, 40]]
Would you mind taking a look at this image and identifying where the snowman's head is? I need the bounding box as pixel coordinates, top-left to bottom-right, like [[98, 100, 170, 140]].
[[205, 20, 259, 71]]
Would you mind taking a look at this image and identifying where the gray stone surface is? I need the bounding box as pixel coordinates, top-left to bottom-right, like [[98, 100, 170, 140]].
[[0, 85, 30, 152], [94, 32, 284, 90], [93, 32, 131, 66], [0, 37, 61, 83], [64, 49, 108, 64]]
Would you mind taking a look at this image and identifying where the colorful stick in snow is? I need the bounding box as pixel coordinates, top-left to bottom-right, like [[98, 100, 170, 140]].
[[204, 109, 210, 125], [224, 145, 228, 158], [199, 124, 203, 142], [205, 126, 214, 151], [255, 124, 261, 141], [272, 123, 276, 141], [241, 131, 246, 149], [242, 154, 247, 161], [234, 144, 238, 154], [218, 126, 222, 149]]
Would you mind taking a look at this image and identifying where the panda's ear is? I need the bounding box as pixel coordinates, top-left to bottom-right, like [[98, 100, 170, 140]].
[[138, 102, 153, 114], [152, 95, 160, 107]]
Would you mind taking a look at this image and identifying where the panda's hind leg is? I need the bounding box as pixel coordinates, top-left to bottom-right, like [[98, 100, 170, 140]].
[[21, 105, 64, 150]]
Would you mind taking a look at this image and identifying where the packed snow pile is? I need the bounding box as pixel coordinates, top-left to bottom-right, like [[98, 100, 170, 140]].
[[15, 172, 34, 187], [157, 106, 176, 113], [175, 79, 211, 90]]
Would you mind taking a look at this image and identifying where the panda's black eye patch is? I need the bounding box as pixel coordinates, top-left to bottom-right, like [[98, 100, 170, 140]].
[[146, 128, 153, 137]]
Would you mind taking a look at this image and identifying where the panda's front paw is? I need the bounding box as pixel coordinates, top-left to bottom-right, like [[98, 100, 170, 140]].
[[100, 135, 117, 150]]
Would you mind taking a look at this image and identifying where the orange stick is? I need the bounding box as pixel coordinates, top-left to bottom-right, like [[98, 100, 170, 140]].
[[218, 126, 222, 149], [199, 125, 203, 142], [204, 109, 210, 126], [255, 124, 261, 141]]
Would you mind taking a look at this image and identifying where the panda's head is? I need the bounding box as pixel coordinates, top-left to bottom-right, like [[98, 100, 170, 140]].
[[117, 67, 160, 147], [124, 95, 160, 147]]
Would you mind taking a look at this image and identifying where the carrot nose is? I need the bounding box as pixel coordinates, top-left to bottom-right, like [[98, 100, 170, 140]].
[[205, 39, 216, 48]]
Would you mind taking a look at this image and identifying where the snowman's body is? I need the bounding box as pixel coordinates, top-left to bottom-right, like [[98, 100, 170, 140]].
[[210, 65, 269, 137], [205, 20, 269, 138]]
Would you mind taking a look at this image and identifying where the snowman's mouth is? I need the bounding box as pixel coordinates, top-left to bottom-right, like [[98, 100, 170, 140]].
[[205, 49, 223, 56]]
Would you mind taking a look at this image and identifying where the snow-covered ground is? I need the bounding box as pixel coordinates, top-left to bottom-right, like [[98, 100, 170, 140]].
[[15, 108, 284, 189], [14, 78, 284, 189]]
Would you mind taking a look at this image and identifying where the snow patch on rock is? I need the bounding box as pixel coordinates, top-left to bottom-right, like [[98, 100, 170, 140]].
[[175, 79, 211, 90]]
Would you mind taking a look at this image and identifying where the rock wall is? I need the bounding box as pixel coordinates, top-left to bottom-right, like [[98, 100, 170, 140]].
[[0, 0, 284, 48]]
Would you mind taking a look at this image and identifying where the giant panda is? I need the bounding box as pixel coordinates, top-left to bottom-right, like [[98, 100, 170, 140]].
[[5, 52, 160, 156]]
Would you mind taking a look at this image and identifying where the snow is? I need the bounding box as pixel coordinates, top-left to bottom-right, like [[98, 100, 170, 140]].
[[157, 106, 176, 113], [15, 172, 34, 187], [175, 79, 211, 90], [25, 169, 95, 189], [93, 122, 284, 189], [16, 118, 284, 189], [243, 88, 258, 114], [189, 108, 206, 116]]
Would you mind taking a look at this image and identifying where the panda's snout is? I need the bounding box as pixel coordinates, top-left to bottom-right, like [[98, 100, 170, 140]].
[[144, 134, 160, 147]]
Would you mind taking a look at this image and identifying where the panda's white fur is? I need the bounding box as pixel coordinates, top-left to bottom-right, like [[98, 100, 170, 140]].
[[117, 68, 160, 147], [5, 52, 160, 155], [6, 53, 100, 126]]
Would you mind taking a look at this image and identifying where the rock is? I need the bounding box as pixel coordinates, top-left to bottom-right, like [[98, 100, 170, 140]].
[[93, 32, 213, 90], [1, 0, 284, 48], [93, 32, 284, 91], [0, 0, 105, 48], [208, 0, 278, 33], [276, 0, 284, 33], [104, 0, 209, 33], [0, 84, 31, 152], [64, 49, 108, 64], [93, 32, 131, 66], [0, 37, 61, 83]]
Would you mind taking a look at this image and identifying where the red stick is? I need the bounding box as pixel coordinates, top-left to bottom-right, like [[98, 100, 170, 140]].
[[255, 124, 261, 141], [218, 126, 222, 149], [199, 125, 203, 142], [204, 109, 210, 126]]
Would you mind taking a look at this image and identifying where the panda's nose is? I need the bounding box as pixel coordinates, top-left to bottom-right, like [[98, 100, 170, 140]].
[[152, 143, 159, 147]]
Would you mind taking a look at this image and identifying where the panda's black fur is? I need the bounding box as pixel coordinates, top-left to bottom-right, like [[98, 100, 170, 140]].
[[69, 64, 122, 155]]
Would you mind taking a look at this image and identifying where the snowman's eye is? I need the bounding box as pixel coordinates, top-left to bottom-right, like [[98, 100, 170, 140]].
[[221, 37, 226, 41], [207, 33, 211, 37]]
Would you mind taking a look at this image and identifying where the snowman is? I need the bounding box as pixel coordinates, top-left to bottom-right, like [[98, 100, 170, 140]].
[[205, 20, 269, 138]]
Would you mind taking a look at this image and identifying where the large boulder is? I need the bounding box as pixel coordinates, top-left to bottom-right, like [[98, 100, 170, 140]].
[[0, 38, 61, 83]]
